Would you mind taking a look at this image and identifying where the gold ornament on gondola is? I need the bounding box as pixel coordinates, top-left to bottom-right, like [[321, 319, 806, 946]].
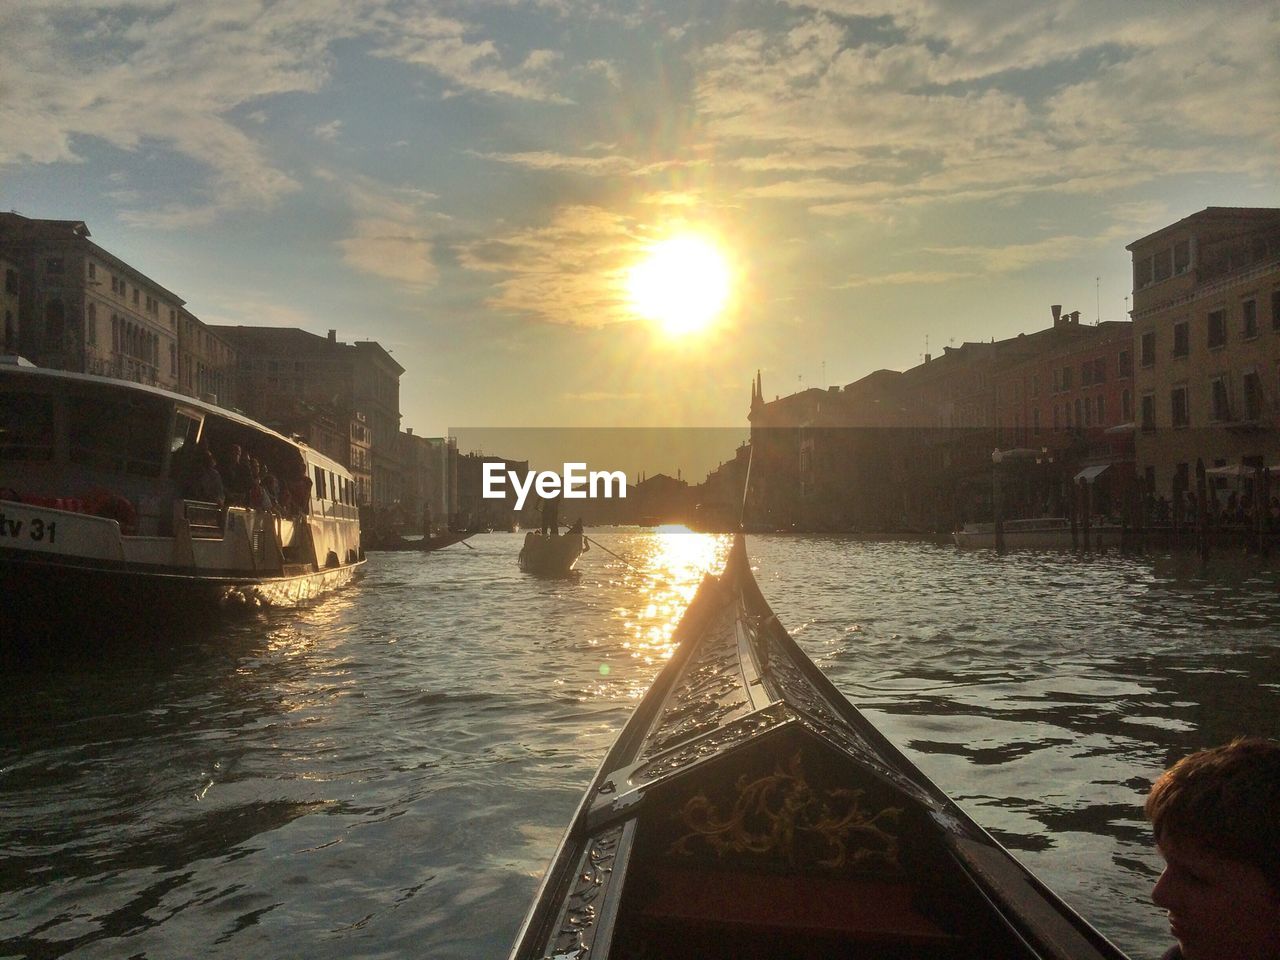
[[669, 750, 902, 870]]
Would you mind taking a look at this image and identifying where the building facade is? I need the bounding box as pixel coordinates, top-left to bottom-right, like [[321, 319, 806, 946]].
[[0, 213, 237, 405], [213, 325, 404, 507], [0, 214, 183, 389], [1128, 207, 1280, 498]]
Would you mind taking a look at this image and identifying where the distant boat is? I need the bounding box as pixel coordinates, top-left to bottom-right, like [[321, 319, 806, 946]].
[[508, 535, 1130, 960], [0, 364, 363, 631], [364, 531, 471, 553], [517, 529, 585, 576], [953, 517, 1121, 550]]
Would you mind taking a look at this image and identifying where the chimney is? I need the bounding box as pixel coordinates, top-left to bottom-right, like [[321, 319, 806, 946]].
[[1051, 304, 1063, 328], [1070, 311, 1080, 325], [924, 353, 932, 363], [328, 329, 337, 343]]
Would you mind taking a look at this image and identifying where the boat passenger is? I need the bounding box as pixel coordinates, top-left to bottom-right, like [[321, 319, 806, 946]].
[[285, 456, 312, 518], [1146, 737, 1280, 960], [262, 465, 281, 505], [219, 443, 252, 506], [187, 449, 225, 507], [247, 463, 275, 513]]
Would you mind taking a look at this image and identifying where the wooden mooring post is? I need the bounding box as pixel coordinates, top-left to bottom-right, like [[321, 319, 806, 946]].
[[1079, 478, 1092, 554], [1195, 458, 1210, 562]]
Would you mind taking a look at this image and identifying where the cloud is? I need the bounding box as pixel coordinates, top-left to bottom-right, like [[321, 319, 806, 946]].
[[470, 149, 639, 175], [0, 0, 577, 227], [457, 204, 645, 327], [317, 170, 443, 289], [835, 270, 976, 289], [924, 233, 1107, 273], [313, 120, 343, 142], [0, 1, 369, 224], [692, 5, 1279, 221], [371, 11, 570, 102], [338, 218, 438, 288]]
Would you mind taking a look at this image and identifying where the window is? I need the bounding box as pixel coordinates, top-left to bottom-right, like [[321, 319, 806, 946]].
[[1141, 393, 1156, 431], [1053, 368, 1061, 392], [132, 287, 139, 305], [1272, 289, 1280, 331], [110, 275, 120, 294], [1084, 396, 1092, 426], [1153, 247, 1172, 282], [1141, 332, 1156, 367], [1033, 408, 1040, 434], [87, 262, 96, 280], [86, 303, 96, 346], [1243, 371, 1264, 421], [1210, 376, 1231, 422], [4, 269, 17, 294], [1172, 320, 1189, 358], [1094, 358, 1106, 383], [1081, 362, 1093, 387], [1096, 395, 1104, 423], [1174, 240, 1191, 275], [1062, 366, 1073, 390], [1135, 255, 1153, 289], [1074, 398, 1083, 425], [1053, 405, 1060, 430], [1119, 350, 1132, 378], [1207, 309, 1227, 348], [45, 257, 64, 275], [1031, 374, 1039, 397], [1242, 299, 1258, 339], [68, 390, 167, 476], [1122, 388, 1132, 421], [1171, 386, 1189, 427], [44, 299, 65, 345]]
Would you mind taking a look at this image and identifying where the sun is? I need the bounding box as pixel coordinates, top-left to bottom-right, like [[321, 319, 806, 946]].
[[626, 234, 732, 337]]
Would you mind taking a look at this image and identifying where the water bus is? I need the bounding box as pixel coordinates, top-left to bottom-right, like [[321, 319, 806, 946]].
[[0, 362, 364, 629]]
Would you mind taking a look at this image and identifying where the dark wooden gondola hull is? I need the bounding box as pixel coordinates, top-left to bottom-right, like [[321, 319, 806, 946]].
[[517, 532, 584, 576], [364, 532, 470, 552], [510, 536, 1130, 960]]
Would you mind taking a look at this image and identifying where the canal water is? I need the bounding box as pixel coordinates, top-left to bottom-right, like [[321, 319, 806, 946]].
[[3, 530, 1279, 960]]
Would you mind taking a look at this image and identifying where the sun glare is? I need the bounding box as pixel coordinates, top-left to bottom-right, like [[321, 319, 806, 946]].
[[626, 234, 732, 337]]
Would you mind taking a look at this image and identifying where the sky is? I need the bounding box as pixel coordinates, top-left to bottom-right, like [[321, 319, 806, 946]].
[[2, 0, 1277, 476]]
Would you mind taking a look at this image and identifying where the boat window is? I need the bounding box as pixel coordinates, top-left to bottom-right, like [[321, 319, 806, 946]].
[[170, 411, 202, 454], [313, 465, 326, 500], [0, 391, 55, 462], [68, 391, 167, 477]]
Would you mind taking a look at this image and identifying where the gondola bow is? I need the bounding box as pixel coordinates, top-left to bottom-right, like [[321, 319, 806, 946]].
[[509, 535, 1131, 960]]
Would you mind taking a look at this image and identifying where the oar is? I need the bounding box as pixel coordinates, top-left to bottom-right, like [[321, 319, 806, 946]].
[[584, 536, 658, 578]]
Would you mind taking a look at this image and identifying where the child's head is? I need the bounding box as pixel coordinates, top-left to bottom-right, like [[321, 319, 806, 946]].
[[1146, 737, 1280, 888], [1146, 738, 1280, 960]]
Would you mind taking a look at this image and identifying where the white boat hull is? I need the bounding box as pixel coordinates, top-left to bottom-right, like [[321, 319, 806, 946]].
[[953, 519, 1122, 551]]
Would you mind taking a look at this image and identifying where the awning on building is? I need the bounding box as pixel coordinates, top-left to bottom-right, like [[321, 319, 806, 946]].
[[1103, 421, 1135, 435], [1073, 463, 1111, 483]]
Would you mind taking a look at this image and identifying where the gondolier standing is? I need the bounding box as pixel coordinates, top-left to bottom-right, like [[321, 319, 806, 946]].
[[540, 492, 559, 536]]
